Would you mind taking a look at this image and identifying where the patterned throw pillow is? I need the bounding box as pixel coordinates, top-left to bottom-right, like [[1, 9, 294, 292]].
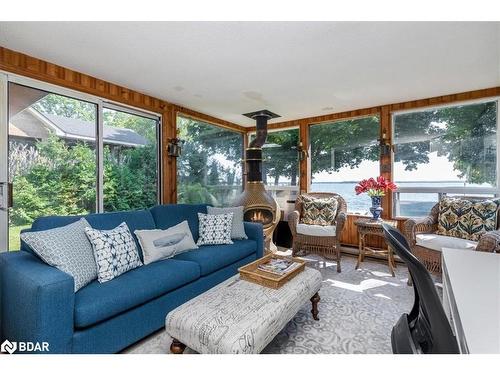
[[197, 212, 234, 245], [20, 218, 97, 292], [84, 222, 143, 283], [437, 197, 500, 241], [300, 195, 338, 226]]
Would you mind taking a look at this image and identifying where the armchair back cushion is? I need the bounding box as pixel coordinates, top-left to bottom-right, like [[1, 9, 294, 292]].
[[300, 195, 338, 226], [437, 197, 500, 241], [296, 193, 345, 226]]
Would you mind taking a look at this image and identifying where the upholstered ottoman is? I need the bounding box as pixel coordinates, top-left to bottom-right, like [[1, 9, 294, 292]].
[[165, 267, 322, 354]]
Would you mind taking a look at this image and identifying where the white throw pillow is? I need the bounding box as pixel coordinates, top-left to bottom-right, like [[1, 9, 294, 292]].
[[135, 221, 198, 265], [197, 212, 234, 246], [84, 222, 142, 283]]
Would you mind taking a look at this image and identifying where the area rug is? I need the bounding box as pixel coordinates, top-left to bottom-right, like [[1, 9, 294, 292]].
[[123, 253, 430, 354]]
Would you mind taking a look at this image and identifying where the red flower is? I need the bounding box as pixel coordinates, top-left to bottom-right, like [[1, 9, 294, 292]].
[[354, 176, 398, 195]]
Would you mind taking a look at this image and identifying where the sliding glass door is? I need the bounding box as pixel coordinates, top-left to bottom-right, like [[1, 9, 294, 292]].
[[0, 77, 161, 251]]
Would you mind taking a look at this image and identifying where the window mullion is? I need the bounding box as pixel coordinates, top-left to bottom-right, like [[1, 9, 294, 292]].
[[97, 100, 104, 213]]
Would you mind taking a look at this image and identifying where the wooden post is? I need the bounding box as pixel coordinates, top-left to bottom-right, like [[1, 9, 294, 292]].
[[162, 105, 177, 204], [299, 120, 310, 194], [380, 105, 393, 219]]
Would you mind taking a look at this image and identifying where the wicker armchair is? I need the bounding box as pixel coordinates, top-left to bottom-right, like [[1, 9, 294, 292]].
[[288, 192, 347, 272], [403, 197, 500, 274]]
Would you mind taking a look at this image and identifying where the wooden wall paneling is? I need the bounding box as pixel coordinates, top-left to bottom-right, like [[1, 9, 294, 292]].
[[340, 215, 406, 248], [0, 47, 166, 114]]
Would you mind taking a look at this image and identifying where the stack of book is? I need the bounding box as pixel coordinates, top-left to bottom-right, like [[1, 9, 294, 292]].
[[257, 257, 302, 276]]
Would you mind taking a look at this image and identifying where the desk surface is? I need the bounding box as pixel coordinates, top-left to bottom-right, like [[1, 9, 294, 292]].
[[442, 248, 500, 353]]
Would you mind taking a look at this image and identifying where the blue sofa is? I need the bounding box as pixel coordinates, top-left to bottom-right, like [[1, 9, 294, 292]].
[[0, 204, 264, 353]]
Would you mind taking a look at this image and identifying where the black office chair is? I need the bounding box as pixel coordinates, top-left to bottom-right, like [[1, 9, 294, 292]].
[[382, 223, 459, 354]]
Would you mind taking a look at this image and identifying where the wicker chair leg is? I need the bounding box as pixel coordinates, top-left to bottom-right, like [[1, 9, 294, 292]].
[[336, 241, 341, 273]]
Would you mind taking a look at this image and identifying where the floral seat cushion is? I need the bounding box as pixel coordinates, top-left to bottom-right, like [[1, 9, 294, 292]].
[[437, 197, 500, 241], [299, 195, 338, 226]]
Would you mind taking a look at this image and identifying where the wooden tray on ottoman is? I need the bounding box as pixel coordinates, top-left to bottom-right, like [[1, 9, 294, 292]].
[[238, 254, 306, 289]]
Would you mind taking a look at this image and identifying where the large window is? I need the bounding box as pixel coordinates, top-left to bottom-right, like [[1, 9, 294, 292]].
[[103, 107, 159, 211], [5, 82, 160, 250], [393, 99, 499, 217], [310, 116, 380, 215], [249, 128, 300, 208], [176, 116, 243, 206]]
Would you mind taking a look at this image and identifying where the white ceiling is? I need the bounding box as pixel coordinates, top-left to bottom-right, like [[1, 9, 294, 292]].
[[0, 22, 499, 126]]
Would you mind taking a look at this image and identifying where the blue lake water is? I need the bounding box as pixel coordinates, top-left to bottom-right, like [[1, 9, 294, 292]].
[[310, 181, 481, 216]]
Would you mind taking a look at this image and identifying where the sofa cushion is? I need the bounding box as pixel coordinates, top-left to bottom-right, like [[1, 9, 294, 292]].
[[24, 210, 156, 260], [150, 204, 208, 242], [173, 239, 257, 276], [415, 233, 477, 252], [74, 258, 200, 328], [297, 223, 336, 237], [299, 195, 338, 226]]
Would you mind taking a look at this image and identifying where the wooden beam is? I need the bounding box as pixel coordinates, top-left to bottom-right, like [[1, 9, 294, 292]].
[[245, 106, 381, 133], [174, 105, 247, 133], [0, 46, 166, 113], [388, 87, 500, 112]]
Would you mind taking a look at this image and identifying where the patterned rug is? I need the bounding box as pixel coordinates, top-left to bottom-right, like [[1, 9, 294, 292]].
[[123, 253, 426, 354]]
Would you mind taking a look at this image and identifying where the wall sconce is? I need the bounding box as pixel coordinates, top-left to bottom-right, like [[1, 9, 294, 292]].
[[379, 132, 391, 156], [167, 138, 184, 158], [297, 141, 309, 161]]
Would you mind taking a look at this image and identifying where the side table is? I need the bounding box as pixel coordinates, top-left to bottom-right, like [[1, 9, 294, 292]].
[[354, 218, 398, 276]]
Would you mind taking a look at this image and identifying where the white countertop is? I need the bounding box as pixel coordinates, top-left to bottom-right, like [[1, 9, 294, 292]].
[[442, 248, 500, 353]]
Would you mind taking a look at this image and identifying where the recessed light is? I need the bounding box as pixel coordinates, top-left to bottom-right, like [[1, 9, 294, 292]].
[[322, 106, 334, 111]]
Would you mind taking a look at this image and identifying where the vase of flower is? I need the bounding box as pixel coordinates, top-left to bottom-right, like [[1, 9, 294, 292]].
[[369, 195, 383, 220], [354, 176, 397, 220]]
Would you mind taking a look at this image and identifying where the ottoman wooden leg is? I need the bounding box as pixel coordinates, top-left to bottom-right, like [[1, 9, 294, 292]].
[[310, 292, 320, 321], [170, 338, 186, 354]]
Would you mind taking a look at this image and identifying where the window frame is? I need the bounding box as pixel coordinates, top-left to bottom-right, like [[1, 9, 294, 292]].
[[308, 115, 381, 215], [391, 96, 500, 218], [4, 72, 163, 212]]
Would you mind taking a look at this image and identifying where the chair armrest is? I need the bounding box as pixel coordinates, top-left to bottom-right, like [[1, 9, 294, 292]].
[[476, 230, 500, 253], [335, 211, 347, 237], [0, 251, 74, 353], [244, 222, 264, 258], [288, 210, 300, 237], [403, 216, 438, 246]]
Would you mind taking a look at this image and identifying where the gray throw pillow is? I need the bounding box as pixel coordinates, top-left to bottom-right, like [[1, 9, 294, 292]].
[[207, 206, 248, 240], [135, 221, 198, 265], [84, 222, 142, 283], [20, 218, 97, 292]]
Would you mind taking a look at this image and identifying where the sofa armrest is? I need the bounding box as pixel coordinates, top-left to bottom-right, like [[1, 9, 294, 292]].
[[288, 210, 300, 237], [244, 222, 264, 259], [403, 216, 438, 246], [476, 230, 500, 253], [0, 251, 74, 353]]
